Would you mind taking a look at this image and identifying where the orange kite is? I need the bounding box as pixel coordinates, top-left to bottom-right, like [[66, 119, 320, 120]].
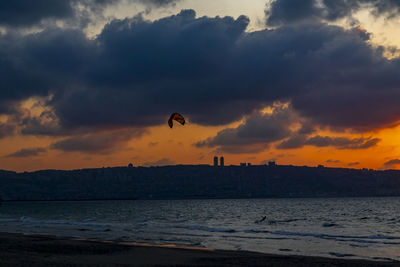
[[168, 113, 185, 128]]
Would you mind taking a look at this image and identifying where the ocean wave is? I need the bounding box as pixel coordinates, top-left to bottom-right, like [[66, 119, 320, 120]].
[[244, 229, 400, 243], [266, 218, 303, 225], [148, 230, 212, 238], [221, 235, 292, 240], [14, 216, 113, 229], [185, 225, 236, 233], [0, 218, 22, 223], [322, 223, 339, 227], [132, 228, 400, 246], [195, 227, 400, 244], [76, 228, 111, 232], [244, 229, 270, 234], [329, 252, 355, 258]]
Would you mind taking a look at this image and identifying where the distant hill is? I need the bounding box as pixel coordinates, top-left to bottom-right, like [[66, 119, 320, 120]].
[[0, 165, 400, 201]]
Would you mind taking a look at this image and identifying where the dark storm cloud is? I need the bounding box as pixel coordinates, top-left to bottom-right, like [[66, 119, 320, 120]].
[[138, 0, 180, 7], [195, 105, 380, 153], [50, 129, 146, 154], [266, 0, 320, 26], [54, 12, 400, 131], [307, 136, 380, 149], [0, 0, 121, 27], [20, 114, 65, 137], [20, 110, 96, 137], [383, 159, 400, 169], [0, 27, 92, 138], [194, 107, 296, 153], [6, 147, 47, 158], [278, 135, 380, 150], [52, 10, 251, 128], [0, 0, 73, 27], [1, 9, 400, 138], [266, 0, 400, 26], [0, 28, 91, 113], [276, 134, 308, 149], [0, 0, 179, 27], [0, 123, 15, 139]]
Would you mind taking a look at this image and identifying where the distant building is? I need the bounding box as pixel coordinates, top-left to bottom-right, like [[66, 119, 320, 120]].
[[318, 165, 324, 168], [213, 156, 218, 167], [268, 161, 276, 167], [128, 163, 133, 168], [240, 163, 246, 166], [247, 163, 252, 166], [220, 156, 224, 167]]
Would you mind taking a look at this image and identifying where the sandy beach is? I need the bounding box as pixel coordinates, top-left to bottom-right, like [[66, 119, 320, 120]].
[[0, 232, 398, 267]]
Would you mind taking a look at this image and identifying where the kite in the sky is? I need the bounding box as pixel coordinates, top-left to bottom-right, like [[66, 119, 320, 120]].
[[168, 113, 185, 128]]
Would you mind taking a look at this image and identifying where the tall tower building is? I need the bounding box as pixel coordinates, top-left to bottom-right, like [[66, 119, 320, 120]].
[[220, 156, 224, 167], [213, 156, 218, 167]]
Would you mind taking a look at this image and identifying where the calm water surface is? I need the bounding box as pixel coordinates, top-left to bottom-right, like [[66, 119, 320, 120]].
[[1, 197, 400, 261]]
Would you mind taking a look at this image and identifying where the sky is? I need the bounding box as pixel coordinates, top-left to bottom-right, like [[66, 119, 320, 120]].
[[1, 0, 400, 171]]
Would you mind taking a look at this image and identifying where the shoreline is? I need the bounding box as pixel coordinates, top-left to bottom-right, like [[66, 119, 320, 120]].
[[0, 232, 399, 266]]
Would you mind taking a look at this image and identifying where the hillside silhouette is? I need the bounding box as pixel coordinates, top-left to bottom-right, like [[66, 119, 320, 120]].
[[1, 165, 400, 201]]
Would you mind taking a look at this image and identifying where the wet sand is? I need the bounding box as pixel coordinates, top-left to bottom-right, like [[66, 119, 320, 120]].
[[0, 232, 399, 266]]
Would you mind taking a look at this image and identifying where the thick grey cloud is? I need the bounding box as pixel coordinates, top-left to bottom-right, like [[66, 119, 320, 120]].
[[194, 107, 295, 153], [6, 147, 47, 158], [266, 0, 400, 26], [383, 159, 400, 169], [0, 123, 15, 139], [0, 28, 91, 114], [138, 0, 180, 7], [278, 135, 380, 150], [51, 10, 251, 128], [0, 0, 179, 27], [53, 14, 400, 131], [0, 0, 74, 27], [195, 105, 380, 153], [276, 134, 308, 149], [307, 136, 380, 149], [50, 129, 146, 154], [0, 9, 400, 140], [266, 0, 320, 26], [20, 116, 65, 137]]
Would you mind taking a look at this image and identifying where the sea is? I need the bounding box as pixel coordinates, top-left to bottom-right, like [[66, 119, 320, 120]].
[[0, 197, 400, 261]]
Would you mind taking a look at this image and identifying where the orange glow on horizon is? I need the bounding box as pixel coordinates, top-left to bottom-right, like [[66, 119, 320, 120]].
[[1, 120, 400, 172]]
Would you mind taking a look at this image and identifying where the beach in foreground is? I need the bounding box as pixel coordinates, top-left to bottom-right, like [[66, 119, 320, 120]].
[[0, 232, 398, 267]]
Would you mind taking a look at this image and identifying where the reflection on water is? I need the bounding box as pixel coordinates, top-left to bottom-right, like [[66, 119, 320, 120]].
[[0, 197, 400, 261]]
